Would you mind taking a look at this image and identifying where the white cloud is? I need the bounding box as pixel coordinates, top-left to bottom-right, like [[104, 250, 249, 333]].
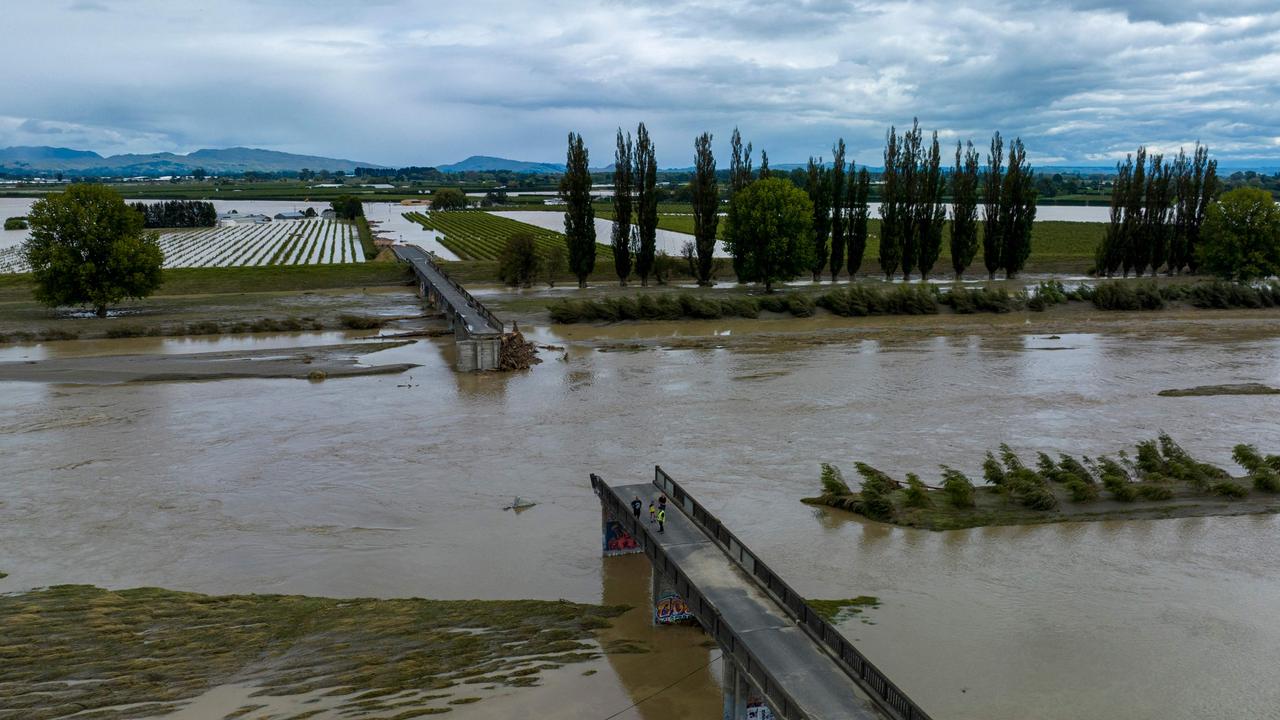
[[0, 0, 1276, 167]]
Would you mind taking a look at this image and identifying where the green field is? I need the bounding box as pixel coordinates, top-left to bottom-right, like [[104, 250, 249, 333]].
[[593, 211, 1105, 270], [404, 210, 608, 260]]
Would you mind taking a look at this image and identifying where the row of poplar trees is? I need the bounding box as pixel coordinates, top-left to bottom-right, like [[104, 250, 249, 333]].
[[1096, 144, 1218, 277], [737, 121, 1039, 282], [559, 126, 661, 288], [562, 122, 1042, 288]]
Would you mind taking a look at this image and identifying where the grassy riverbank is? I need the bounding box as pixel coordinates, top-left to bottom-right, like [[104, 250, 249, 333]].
[[0, 263, 419, 343], [0, 584, 629, 719]]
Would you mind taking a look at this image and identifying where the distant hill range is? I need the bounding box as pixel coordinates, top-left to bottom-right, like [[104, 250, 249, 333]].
[[0, 146, 385, 176], [435, 155, 567, 174]]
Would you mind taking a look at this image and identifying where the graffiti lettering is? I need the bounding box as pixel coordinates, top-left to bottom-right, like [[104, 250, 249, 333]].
[[654, 592, 694, 624], [603, 520, 640, 556]]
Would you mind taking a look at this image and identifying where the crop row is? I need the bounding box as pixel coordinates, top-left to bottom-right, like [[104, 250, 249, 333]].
[[403, 210, 607, 261], [151, 219, 362, 270], [0, 219, 365, 275]]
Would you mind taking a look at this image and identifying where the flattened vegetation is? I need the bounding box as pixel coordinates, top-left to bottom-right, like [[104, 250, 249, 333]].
[[1158, 383, 1280, 397], [0, 585, 627, 719]]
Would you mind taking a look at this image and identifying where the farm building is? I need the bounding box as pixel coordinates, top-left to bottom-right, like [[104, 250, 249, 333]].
[[218, 212, 271, 227], [274, 211, 307, 220]]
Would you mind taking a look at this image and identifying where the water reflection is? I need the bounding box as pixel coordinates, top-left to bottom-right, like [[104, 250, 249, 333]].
[[598, 554, 722, 720]]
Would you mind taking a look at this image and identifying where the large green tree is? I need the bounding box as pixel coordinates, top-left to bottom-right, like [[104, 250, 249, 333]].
[[691, 132, 719, 285], [1198, 187, 1280, 280], [806, 157, 832, 281], [828, 139, 847, 282], [847, 167, 870, 276], [23, 183, 163, 318], [611, 129, 634, 285], [950, 141, 980, 278], [429, 188, 467, 211], [331, 194, 366, 219], [724, 177, 813, 292], [559, 132, 596, 288], [634, 123, 658, 286]]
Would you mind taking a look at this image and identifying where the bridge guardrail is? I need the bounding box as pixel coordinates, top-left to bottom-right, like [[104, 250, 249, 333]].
[[590, 473, 810, 720], [653, 466, 934, 720], [418, 249, 504, 334]]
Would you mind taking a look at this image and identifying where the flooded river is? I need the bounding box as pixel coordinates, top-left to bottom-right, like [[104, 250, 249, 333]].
[[2, 320, 1280, 718]]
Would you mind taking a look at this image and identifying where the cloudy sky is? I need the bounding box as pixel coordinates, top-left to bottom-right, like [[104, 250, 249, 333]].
[[2, 0, 1278, 167]]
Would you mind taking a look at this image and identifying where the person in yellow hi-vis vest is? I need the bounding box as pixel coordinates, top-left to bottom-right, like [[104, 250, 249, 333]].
[[656, 507, 666, 533]]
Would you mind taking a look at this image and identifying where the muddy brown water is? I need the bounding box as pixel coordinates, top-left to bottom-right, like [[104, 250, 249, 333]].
[[2, 322, 1280, 719]]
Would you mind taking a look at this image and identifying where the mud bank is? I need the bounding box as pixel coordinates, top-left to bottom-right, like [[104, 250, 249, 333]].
[[0, 341, 417, 384]]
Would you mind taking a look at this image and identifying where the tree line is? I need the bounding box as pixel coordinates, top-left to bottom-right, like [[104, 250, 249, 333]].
[[1096, 144, 1219, 276], [558, 122, 1041, 290], [560, 121, 1039, 288], [129, 200, 216, 228]]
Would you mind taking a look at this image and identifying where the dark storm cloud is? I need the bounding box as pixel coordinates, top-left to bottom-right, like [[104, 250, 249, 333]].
[[1, 0, 1276, 167]]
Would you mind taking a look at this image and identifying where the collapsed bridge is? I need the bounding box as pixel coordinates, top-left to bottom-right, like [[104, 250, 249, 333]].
[[591, 467, 935, 720], [394, 244, 505, 371]]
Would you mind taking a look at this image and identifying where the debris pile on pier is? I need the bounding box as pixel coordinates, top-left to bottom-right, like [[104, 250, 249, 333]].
[[499, 329, 542, 370]]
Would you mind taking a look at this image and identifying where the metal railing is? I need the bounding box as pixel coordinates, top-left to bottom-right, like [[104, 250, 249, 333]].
[[405, 246, 505, 335], [653, 466, 935, 720], [589, 473, 810, 720]]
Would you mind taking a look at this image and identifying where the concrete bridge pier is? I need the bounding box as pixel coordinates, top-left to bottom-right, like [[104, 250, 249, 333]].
[[723, 662, 777, 720], [652, 563, 694, 625]]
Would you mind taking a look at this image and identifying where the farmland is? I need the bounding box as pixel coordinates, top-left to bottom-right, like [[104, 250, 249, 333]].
[[0, 218, 363, 274], [403, 210, 608, 260]]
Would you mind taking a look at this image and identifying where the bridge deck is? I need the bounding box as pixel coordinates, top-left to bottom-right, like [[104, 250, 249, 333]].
[[614, 482, 885, 720], [394, 244, 502, 335]]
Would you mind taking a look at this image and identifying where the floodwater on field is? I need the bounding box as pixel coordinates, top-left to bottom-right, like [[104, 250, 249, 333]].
[[2, 322, 1280, 719], [0, 197, 462, 259]]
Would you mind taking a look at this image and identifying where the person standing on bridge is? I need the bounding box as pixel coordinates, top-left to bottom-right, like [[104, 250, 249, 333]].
[[631, 496, 642, 519], [656, 507, 666, 533], [648, 501, 656, 524]]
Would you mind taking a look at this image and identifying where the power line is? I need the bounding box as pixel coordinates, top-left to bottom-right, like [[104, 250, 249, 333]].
[[599, 652, 723, 720]]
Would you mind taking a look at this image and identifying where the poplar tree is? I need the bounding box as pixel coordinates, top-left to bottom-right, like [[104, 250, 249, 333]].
[[1121, 147, 1147, 277], [759, 151, 771, 179], [982, 132, 1004, 280], [879, 126, 903, 279], [634, 123, 658, 286], [728, 128, 754, 282], [898, 120, 923, 280], [916, 131, 946, 279], [829, 139, 847, 282], [691, 132, 719, 285], [1098, 155, 1132, 277], [611, 129, 633, 285], [1172, 143, 1218, 274], [806, 157, 832, 281], [559, 131, 595, 288], [999, 137, 1037, 279], [950, 141, 980, 278], [1141, 153, 1174, 275], [848, 167, 870, 276]]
